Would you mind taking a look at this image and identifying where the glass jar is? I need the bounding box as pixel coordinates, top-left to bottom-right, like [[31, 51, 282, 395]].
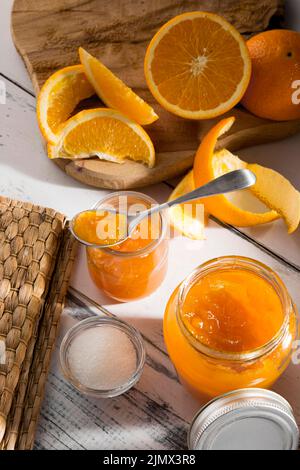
[[60, 317, 145, 398], [86, 191, 168, 302], [164, 256, 298, 401]]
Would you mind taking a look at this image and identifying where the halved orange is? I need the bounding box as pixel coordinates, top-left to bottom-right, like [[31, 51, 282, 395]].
[[193, 117, 279, 227], [144, 11, 251, 119], [79, 47, 158, 125], [37, 65, 94, 144], [48, 108, 155, 167]]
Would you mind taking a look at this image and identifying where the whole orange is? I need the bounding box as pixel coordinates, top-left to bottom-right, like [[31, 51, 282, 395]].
[[241, 29, 300, 121]]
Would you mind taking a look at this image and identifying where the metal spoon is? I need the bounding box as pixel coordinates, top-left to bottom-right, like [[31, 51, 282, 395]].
[[71, 169, 256, 248]]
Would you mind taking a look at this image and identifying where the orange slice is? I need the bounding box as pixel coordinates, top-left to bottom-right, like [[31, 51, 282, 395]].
[[144, 11, 251, 119], [193, 117, 279, 227], [37, 65, 94, 144], [48, 108, 155, 167], [168, 171, 205, 239], [79, 47, 158, 125]]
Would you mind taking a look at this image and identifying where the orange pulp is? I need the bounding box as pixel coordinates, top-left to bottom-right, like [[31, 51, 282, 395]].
[[164, 264, 297, 400]]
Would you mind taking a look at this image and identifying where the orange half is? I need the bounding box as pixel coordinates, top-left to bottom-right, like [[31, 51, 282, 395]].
[[144, 11, 251, 119]]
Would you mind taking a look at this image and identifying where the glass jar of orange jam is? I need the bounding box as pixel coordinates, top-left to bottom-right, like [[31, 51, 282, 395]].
[[164, 256, 298, 401], [86, 191, 168, 302]]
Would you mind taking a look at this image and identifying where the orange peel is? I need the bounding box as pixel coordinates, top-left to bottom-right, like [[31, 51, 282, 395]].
[[193, 117, 300, 233]]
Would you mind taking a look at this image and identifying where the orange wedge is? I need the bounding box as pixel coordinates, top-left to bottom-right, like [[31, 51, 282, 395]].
[[168, 171, 205, 239], [48, 108, 155, 167], [79, 47, 158, 125], [193, 117, 280, 227], [144, 11, 251, 119], [37, 65, 94, 144]]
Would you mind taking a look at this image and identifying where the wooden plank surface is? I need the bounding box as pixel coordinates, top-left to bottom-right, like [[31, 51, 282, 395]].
[[2, 68, 300, 449], [0, 0, 33, 93], [35, 302, 193, 450], [11, 0, 300, 190], [34, 283, 300, 450], [11, 0, 284, 91], [1, 0, 300, 450], [1, 74, 300, 269]]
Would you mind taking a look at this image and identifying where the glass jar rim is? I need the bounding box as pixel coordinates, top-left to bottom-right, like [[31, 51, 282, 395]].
[[60, 316, 146, 398], [88, 190, 167, 258], [176, 255, 292, 362]]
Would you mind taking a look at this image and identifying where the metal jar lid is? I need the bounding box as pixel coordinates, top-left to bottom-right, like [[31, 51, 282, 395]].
[[188, 388, 299, 450]]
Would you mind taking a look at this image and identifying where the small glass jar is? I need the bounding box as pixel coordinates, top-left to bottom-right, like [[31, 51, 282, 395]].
[[86, 191, 168, 302], [164, 256, 298, 401], [60, 317, 146, 398]]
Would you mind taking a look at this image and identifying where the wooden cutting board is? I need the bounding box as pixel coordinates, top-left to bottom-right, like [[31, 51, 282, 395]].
[[11, 0, 300, 189]]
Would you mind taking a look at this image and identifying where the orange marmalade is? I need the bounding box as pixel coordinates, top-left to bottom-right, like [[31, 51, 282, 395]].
[[73, 210, 127, 246], [164, 256, 298, 401], [84, 192, 168, 302]]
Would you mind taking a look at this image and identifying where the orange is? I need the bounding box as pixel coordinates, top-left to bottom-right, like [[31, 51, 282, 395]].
[[144, 11, 251, 119], [37, 65, 94, 144], [193, 116, 300, 232], [241, 30, 300, 121], [79, 47, 158, 125], [48, 108, 155, 167]]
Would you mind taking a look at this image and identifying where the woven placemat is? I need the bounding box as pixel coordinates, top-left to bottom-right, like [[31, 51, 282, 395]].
[[0, 196, 77, 449]]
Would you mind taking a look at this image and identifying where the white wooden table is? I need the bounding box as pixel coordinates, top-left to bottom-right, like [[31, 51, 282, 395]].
[[1, 0, 300, 450]]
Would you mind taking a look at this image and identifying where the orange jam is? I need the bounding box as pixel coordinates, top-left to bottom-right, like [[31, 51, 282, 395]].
[[73, 210, 127, 246], [84, 193, 168, 302], [164, 257, 298, 401], [181, 269, 284, 353]]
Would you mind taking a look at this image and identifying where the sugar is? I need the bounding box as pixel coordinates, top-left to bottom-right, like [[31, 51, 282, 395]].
[[68, 326, 137, 390]]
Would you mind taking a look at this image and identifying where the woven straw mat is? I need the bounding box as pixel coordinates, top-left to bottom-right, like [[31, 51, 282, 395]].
[[0, 196, 77, 449]]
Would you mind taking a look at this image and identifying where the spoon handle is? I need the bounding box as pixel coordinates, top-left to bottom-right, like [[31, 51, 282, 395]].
[[166, 169, 256, 208], [128, 169, 256, 233]]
